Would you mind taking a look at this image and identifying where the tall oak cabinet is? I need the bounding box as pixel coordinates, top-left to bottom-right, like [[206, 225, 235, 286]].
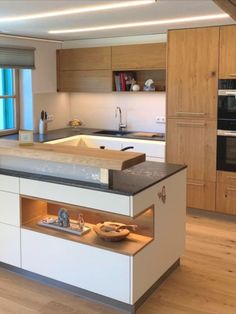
[[167, 27, 219, 211]]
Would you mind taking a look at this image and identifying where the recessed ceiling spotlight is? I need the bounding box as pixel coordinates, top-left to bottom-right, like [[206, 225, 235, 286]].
[[48, 14, 230, 34], [0, 1, 156, 22]]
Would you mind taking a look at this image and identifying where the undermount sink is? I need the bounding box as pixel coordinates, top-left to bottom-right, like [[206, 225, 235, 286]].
[[94, 130, 133, 136]]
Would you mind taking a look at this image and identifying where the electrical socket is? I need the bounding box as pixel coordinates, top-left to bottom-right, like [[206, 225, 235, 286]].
[[47, 114, 54, 121], [156, 116, 166, 123]]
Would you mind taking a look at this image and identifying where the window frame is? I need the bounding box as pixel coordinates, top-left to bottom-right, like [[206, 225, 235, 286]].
[[0, 69, 20, 135]]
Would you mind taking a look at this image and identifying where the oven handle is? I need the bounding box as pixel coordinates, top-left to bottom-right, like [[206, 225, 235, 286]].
[[217, 130, 236, 137], [218, 90, 236, 96]]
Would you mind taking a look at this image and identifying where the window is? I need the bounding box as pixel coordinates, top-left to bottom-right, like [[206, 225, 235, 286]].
[[0, 68, 19, 134]]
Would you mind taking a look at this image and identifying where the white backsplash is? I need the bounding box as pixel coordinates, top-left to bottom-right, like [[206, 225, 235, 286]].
[[33, 91, 166, 133], [70, 92, 166, 133]]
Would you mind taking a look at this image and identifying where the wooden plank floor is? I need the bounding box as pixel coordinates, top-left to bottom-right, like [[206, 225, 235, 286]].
[[0, 212, 235, 314]]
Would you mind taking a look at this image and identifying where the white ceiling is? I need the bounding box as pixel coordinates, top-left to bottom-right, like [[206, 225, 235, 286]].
[[0, 0, 235, 42]]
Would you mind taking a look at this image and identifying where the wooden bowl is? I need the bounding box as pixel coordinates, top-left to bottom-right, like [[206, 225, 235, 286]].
[[93, 222, 130, 242]]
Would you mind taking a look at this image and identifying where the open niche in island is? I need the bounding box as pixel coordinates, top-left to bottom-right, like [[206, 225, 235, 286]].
[[21, 196, 154, 255]]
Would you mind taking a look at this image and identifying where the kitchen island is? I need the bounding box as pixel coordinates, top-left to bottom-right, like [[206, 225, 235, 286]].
[[0, 140, 186, 314]]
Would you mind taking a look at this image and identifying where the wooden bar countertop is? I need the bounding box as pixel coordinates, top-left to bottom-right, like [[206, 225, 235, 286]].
[[0, 140, 145, 171]]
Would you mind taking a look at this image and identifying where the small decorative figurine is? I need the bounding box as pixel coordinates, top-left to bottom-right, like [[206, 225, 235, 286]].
[[77, 213, 85, 231], [58, 208, 70, 228], [132, 83, 140, 91], [143, 79, 155, 91]]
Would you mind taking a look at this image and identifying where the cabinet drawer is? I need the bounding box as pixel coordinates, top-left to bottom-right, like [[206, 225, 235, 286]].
[[216, 182, 236, 215], [0, 223, 21, 267], [21, 229, 130, 303], [0, 191, 20, 226], [187, 180, 215, 211], [0, 175, 19, 193], [121, 139, 165, 159], [20, 179, 130, 215], [217, 171, 236, 184]]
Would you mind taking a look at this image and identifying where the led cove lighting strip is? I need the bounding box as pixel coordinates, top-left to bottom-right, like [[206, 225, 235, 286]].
[[49, 13, 229, 34], [0, 1, 155, 22]]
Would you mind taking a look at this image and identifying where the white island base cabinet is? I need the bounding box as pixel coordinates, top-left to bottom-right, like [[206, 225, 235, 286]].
[[0, 175, 21, 267], [0, 223, 21, 267], [19, 169, 186, 310], [21, 230, 131, 303]]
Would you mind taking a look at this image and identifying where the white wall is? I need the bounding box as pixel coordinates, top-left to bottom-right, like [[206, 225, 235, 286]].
[[70, 92, 166, 133]]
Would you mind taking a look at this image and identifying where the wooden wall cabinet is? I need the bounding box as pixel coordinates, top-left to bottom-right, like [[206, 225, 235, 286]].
[[216, 171, 236, 215], [58, 47, 111, 71], [219, 25, 236, 79], [112, 43, 166, 70], [58, 70, 112, 93], [57, 47, 112, 93], [167, 27, 219, 211], [167, 27, 219, 119], [57, 43, 167, 93]]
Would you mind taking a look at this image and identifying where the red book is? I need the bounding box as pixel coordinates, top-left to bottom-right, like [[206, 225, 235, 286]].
[[120, 72, 126, 91]]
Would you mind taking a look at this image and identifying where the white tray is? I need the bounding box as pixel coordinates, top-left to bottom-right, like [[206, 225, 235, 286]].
[[37, 220, 91, 236]]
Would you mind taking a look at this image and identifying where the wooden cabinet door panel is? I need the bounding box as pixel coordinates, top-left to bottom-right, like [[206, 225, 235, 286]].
[[167, 118, 216, 181], [216, 183, 236, 215], [219, 25, 236, 79], [58, 47, 111, 71], [58, 70, 112, 93], [112, 43, 166, 70], [167, 27, 219, 118], [187, 180, 215, 211]]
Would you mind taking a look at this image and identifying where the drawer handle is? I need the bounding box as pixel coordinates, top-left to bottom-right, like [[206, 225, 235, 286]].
[[176, 122, 206, 128], [226, 187, 236, 193], [158, 186, 166, 204], [226, 176, 236, 180], [228, 74, 236, 77], [176, 112, 207, 117], [188, 182, 205, 187]]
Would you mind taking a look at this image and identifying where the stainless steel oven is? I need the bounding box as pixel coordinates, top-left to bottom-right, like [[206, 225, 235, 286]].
[[217, 130, 236, 172]]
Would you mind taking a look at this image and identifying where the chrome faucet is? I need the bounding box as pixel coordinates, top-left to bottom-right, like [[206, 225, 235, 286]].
[[115, 106, 127, 132]]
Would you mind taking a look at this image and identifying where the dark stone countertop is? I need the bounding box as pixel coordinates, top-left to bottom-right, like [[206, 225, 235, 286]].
[[1, 127, 165, 143], [0, 162, 186, 196]]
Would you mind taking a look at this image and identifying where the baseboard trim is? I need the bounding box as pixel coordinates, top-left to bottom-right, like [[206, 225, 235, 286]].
[[187, 207, 236, 223], [0, 259, 180, 314]]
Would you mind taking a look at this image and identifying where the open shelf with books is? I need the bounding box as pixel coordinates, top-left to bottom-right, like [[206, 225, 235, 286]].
[[112, 69, 166, 92]]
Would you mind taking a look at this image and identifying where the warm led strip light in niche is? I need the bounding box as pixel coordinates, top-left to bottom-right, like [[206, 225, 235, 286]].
[[49, 13, 229, 34], [0, 1, 156, 22]]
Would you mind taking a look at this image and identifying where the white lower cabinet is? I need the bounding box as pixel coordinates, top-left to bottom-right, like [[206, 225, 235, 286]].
[[47, 135, 165, 162], [0, 179, 21, 267], [0, 223, 21, 267], [0, 191, 20, 226], [21, 229, 131, 303], [121, 139, 165, 161], [20, 179, 130, 215]]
